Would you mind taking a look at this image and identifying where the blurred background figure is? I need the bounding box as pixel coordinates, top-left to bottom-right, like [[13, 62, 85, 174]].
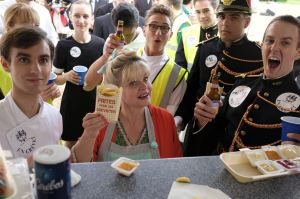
[[164, 0, 191, 60], [175, 0, 218, 71], [0, 0, 59, 45], [93, 0, 144, 40], [49, 0, 72, 40], [134, 0, 152, 17]]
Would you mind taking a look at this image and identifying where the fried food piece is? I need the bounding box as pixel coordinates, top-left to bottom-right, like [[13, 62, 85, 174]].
[[100, 88, 117, 96], [176, 176, 191, 183]]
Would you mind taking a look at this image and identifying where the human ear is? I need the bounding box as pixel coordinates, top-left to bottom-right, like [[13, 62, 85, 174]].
[[295, 47, 300, 60], [0, 57, 10, 72], [244, 17, 251, 29]]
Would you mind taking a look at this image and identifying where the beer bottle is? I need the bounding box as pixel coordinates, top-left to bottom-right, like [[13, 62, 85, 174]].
[[206, 72, 221, 101], [115, 20, 125, 46], [205, 72, 222, 115]]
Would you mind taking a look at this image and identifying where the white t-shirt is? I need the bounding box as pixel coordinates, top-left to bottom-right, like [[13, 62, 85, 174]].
[[142, 51, 187, 115], [0, 94, 62, 158]]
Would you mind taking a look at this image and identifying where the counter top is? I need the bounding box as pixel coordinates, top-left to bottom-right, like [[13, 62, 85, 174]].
[[71, 156, 300, 199]]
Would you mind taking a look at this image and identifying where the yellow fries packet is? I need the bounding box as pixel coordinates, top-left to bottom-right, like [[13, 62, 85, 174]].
[[95, 84, 122, 123]]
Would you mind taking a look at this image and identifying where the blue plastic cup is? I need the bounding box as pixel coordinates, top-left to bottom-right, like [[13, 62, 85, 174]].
[[48, 72, 57, 85], [281, 116, 300, 142], [73, 65, 87, 85]]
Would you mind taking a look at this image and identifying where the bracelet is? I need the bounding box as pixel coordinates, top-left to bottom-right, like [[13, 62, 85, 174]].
[[71, 145, 77, 163]]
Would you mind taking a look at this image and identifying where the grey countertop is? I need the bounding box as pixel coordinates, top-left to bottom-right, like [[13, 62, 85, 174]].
[[71, 156, 300, 199]]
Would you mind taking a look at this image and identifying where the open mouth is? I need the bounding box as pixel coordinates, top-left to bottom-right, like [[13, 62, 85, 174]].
[[268, 57, 280, 69], [138, 92, 150, 100]]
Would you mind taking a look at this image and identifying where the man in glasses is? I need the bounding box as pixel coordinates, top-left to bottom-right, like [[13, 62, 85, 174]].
[[85, 5, 187, 116], [175, 0, 265, 156], [139, 4, 188, 115]]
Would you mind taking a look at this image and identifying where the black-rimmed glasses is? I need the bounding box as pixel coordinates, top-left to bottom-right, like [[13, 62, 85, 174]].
[[146, 24, 171, 34]]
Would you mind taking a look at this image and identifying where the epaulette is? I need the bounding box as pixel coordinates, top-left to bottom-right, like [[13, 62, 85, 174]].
[[235, 73, 262, 78], [255, 41, 262, 48], [196, 36, 219, 47]]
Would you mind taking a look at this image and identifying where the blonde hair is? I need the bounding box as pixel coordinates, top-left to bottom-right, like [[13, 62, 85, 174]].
[[105, 51, 150, 87], [4, 3, 40, 31]]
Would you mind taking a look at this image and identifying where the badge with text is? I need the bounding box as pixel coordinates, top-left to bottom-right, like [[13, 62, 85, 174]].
[[70, 46, 81, 58], [95, 84, 122, 123], [276, 92, 300, 112], [229, 86, 251, 108], [205, 55, 218, 68]]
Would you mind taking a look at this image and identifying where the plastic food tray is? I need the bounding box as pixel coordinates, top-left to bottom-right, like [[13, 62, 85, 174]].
[[219, 145, 300, 183]]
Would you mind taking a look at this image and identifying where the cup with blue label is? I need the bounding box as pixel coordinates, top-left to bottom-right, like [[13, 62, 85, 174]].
[[48, 72, 57, 85], [73, 65, 88, 85], [281, 116, 300, 143]]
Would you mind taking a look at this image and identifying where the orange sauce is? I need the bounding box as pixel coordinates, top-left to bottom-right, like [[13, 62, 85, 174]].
[[265, 150, 281, 160], [117, 162, 136, 171]]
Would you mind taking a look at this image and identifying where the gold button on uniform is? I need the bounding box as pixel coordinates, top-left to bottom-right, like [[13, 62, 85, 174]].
[[254, 104, 260, 109], [221, 57, 226, 62], [263, 92, 269, 97], [241, 130, 246, 136]]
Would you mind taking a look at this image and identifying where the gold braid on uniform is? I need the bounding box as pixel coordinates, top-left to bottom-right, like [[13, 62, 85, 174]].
[[209, 61, 264, 87], [257, 92, 300, 113], [229, 104, 281, 151], [222, 50, 263, 63], [217, 61, 264, 77], [228, 90, 298, 151]]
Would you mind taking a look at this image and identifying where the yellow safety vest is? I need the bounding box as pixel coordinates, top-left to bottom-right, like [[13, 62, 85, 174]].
[[0, 64, 12, 96], [166, 12, 191, 60], [182, 24, 200, 71], [137, 49, 188, 108]]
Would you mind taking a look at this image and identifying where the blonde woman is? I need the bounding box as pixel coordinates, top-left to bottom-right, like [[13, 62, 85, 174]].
[[72, 51, 182, 162]]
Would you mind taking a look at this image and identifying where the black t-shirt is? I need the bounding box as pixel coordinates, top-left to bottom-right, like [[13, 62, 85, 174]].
[[53, 35, 105, 140]]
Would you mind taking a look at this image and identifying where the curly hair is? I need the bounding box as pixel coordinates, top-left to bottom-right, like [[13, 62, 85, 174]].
[[145, 4, 173, 27]]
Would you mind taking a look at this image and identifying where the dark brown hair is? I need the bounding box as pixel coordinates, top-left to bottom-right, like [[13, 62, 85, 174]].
[[0, 26, 54, 61]]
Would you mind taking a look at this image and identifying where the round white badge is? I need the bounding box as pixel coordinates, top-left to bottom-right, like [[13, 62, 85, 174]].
[[70, 46, 81, 58], [187, 35, 197, 47], [276, 92, 300, 112], [205, 55, 218, 68], [229, 86, 251, 108]]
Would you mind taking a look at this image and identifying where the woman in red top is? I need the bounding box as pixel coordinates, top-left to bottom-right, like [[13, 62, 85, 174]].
[[72, 51, 182, 162]]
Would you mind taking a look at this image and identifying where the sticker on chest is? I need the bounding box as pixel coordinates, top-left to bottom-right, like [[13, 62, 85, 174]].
[[70, 46, 81, 58], [205, 55, 218, 68], [276, 92, 300, 112], [229, 86, 251, 108]]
